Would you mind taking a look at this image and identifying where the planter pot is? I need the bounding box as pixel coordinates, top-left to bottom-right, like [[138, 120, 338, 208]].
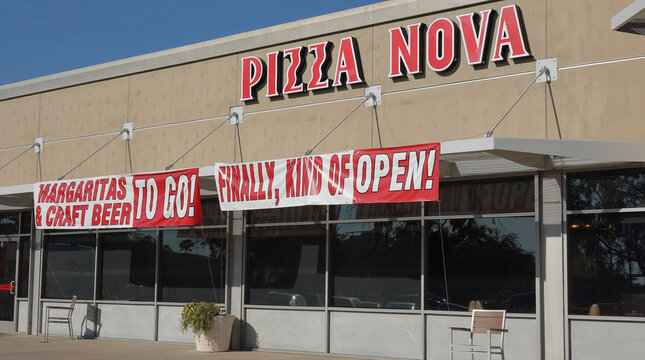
[[194, 315, 236, 352]]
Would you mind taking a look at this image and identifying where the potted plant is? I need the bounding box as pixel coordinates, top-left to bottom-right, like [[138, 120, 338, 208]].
[[180, 302, 235, 352]]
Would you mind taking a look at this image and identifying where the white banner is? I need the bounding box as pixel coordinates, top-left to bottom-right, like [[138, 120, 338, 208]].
[[215, 143, 440, 211]]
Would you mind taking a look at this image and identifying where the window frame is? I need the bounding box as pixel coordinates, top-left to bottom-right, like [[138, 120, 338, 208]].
[[39, 197, 230, 307], [243, 175, 539, 315], [566, 167, 645, 319]]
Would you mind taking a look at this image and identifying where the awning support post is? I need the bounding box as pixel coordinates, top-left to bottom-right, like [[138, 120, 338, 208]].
[[230, 106, 244, 163], [34, 138, 43, 153], [57, 127, 129, 181], [165, 113, 235, 170], [304, 87, 380, 156], [485, 58, 557, 138]]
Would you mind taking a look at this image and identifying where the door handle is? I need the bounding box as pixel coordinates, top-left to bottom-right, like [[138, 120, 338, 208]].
[[9, 281, 15, 295]]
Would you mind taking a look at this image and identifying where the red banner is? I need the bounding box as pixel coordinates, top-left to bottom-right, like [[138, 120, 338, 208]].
[[33, 168, 203, 229], [215, 143, 439, 211]]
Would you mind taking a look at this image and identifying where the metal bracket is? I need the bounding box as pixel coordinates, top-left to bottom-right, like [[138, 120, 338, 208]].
[[34, 137, 43, 153], [536, 58, 557, 83], [365, 85, 381, 107], [230, 106, 243, 125], [122, 122, 133, 140]]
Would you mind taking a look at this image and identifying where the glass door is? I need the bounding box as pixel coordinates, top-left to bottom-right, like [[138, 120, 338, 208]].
[[0, 240, 18, 331]]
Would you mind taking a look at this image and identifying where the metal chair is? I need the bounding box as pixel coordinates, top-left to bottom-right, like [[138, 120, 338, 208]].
[[44, 295, 76, 341], [449, 309, 508, 360]]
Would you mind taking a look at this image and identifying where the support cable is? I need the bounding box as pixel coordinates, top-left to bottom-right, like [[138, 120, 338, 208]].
[[0, 144, 35, 172], [126, 139, 134, 173], [36, 153, 43, 182], [57, 130, 126, 181], [546, 79, 563, 140], [373, 106, 383, 148], [165, 114, 234, 170], [484, 67, 546, 138], [235, 122, 244, 163], [437, 200, 450, 311], [304, 94, 374, 156], [201, 227, 219, 302]]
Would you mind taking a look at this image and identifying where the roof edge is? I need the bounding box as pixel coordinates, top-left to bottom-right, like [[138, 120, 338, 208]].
[[442, 137, 645, 163], [0, 0, 489, 101], [611, 0, 645, 31]]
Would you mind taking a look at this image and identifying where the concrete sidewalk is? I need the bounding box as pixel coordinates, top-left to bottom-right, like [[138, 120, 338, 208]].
[[0, 334, 362, 360]]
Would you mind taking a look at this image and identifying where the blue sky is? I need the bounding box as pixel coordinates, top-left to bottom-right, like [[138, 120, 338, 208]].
[[0, 1, 384, 86]]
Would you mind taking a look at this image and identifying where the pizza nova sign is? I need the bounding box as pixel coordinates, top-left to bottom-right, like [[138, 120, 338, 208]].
[[241, 4, 530, 101]]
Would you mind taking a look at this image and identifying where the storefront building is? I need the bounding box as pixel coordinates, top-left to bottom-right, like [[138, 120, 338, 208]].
[[1, 0, 645, 359]]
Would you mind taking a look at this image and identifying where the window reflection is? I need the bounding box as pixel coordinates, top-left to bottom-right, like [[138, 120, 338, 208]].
[[201, 198, 227, 226], [568, 168, 645, 210], [20, 211, 31, 234], [568, 213, 645, 316], [427, 217, 536, 313], [0, 212, 19, 235], [160, 229, 226, 303], [18, 238, 30, 298], [332, 221, 421, 309], [100, 231, 156, 301], [247, 206, 325, 224], [43, 234, 95, 300], [426, 178, 534, 216], [246, 225, 325, 306], [329, 203, 420, 220]]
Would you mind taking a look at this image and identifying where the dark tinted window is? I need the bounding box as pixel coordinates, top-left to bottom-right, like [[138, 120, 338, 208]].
[[202, 198, 227, 226], [100, 231, 156, 301], [247, 206, 325, 224], [568, 169, 645, 210], [18, 238, 30, 298], [330, 203, 420, 220], [160, 229, 226, 303], [246, 225, 325, 306], [426, 178, 534, 216], [20, 212, 31, 234], [42, 234, 95, 299], [0, 212, 19, 235], [568, 213, 645, 316], [427, 217, 536, 313], [0, 241, 16, 321], [332, 221, 421, 309]]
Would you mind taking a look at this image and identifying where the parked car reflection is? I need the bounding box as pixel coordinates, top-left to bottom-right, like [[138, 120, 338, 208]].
[[385, 302, 417, 310], [358, 301, 382, 308], [261, 291, 307, 306], [332, 296, 362, 307], [332, 296, 385, 308]]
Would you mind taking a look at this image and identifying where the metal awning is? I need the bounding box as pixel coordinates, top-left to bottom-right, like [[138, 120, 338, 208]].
[[0, 184, 33, 210], [3, 137, 645, 208], [440, 137, 645, 177], [612, 0, 645, 35]]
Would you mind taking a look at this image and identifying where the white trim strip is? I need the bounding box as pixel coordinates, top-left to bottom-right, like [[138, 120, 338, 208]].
[[245, 95, 365, 117], [383, 70, 534, 97], [2, 56, 645, 151], [135, 114, 230, 131], [559, 54, 645, 71], [0, 143, 34, 152]]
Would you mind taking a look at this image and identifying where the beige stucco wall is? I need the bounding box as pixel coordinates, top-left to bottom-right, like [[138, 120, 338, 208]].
[[0, 0, 644, 187], [0, 94, 40, 185]]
